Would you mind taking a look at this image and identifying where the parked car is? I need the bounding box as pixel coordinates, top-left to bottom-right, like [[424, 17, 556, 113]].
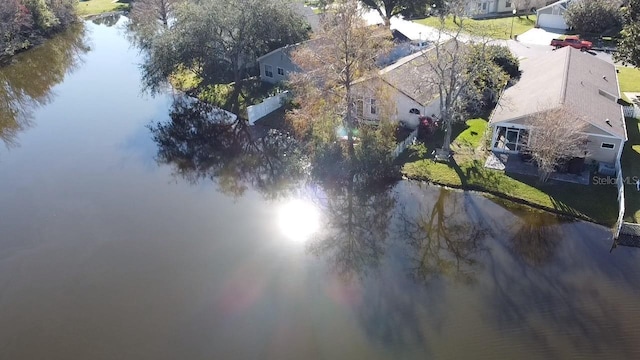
[[550, 36, 593, 51]]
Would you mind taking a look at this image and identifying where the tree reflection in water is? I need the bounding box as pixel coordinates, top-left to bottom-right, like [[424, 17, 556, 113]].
[[485, 207, 636, 358], [505, 206, 566, 266], [307, 177, 396, 280], [148, 96, 307, 199], [0, 24, 88, 148], [91, 13, 122, 28], [397, 189, 489, 284], [149, 97, 398, 277]]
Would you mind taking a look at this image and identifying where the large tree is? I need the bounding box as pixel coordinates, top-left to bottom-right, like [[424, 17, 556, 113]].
[[139, 0, 309, 114], [419, 29, 469, 155], [615, 0, 640, 67], [0, 0, 76, 61], [288, 0, 396, 179], [360, 0, 430, 26], [522, 107, 589, 182], [128, 0, 182, 49], [463, 44, 519, 117], [564, 0, 623, 34]]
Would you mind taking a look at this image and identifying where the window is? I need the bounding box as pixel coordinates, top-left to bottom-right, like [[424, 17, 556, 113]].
[[277, 67, 285, 76], [505, 1, 512, 8], [265, 65, 273, 78], [369, 98, 377, 115], [601, 142, 615, 149], [409, 108, 421, 115], [482, 2, 487, 10]]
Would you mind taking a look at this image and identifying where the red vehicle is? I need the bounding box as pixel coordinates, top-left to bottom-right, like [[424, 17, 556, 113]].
[[550, 36, 593, 51]]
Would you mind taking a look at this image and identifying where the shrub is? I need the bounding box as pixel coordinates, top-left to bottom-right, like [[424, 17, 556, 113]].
[[565, 0, 623, 34]]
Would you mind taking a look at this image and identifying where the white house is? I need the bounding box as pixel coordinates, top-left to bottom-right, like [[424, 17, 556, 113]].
[[353, 47, 442, 129], [257, 40, 443, 129], [535, 0, 574, 29], [472, 0, 554, 16], [489, 46, 627, 167]]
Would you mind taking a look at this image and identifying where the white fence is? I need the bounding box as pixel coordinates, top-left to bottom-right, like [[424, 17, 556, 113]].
[[623, 106, 640, 119], [247, 91, 290, 124], [392, 127, 418, 159], [614, 158, 625, 239]]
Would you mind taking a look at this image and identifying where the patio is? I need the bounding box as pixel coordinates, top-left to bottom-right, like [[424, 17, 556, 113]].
[[484, 152, 591, 185]]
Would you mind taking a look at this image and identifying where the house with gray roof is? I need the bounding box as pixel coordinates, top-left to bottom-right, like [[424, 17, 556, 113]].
[[489, 46, 627, 167], [352, 47, 442, 129], [258, 40, 443, 129]]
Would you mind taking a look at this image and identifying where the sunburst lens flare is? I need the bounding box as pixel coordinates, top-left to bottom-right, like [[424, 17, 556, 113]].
[[278, 199, 320, 242]]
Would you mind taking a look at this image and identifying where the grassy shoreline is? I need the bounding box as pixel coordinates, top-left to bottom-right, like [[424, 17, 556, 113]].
[[399, 119, 618, 227], [77, 0, 130, 18]]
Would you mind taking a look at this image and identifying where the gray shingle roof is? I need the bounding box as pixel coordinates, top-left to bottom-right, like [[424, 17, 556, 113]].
[[379, 47, 439, 106], [491, 46, 626, 139]]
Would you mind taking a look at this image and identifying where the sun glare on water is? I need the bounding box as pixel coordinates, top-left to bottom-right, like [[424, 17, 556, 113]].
[[278, 199, 321, 242]]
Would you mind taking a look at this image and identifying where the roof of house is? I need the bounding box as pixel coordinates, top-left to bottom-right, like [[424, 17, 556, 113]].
[[291, 3, 320, 32], [391, 29, 411, 43], [490, 46, 625, 139], [257, 38, 323, 63], [537, 0, 573, 13], [377, 46, 440, 106]]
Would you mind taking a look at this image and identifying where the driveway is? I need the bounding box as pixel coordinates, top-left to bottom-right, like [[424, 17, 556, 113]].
[[516, 27, 564, 46]]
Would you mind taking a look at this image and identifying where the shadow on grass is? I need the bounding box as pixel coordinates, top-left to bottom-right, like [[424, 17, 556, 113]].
[[507, 173, 618, 225], [622, 117, 640, 222]]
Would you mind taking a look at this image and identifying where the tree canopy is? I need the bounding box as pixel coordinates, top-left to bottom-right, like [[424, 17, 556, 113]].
[[137, 0, 310, 114], [0, 0, 76, 61], [564, 0, 622, 34], [360, 0, 431, 26], [614, 0, 640, 67], [287, 0, 397, 183]]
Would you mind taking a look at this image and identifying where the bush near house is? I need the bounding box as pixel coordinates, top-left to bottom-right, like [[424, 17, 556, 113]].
[[565, 0, 623, 35]]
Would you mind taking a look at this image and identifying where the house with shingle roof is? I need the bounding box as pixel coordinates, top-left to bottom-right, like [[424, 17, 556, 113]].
[[258, 40, 443, 128], [489, 46, 627, 167], [352, 46, 442, 129]]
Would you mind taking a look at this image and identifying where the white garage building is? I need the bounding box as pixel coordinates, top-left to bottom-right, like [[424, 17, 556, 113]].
[[536, 0, 574, 30]]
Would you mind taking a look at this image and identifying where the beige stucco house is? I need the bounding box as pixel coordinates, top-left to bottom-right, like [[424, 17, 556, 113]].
[[352, 48, 442, 129], [489, 46, 627, 167], [258, 43, 443, 129]]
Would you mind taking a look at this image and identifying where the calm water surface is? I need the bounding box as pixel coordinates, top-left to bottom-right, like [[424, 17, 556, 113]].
[[1, 18, 640, 360]]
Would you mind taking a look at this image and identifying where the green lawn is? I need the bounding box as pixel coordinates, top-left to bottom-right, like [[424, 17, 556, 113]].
[[414, 15, 537, 40], [400, 119, 618, 225], [622, 117, 640, 223], [76, 0, 130, 17], [451, 118, 488, 149], [617, 66, 640, 102]]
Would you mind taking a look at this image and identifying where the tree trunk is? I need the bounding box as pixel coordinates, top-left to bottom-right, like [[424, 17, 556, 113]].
[[227, 60, 243, 116], [442, 117, 452, 152], [375, 7, 390, 28]]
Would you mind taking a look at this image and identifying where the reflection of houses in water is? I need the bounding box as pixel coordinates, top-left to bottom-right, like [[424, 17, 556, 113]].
[[91, 13, 122, 27]]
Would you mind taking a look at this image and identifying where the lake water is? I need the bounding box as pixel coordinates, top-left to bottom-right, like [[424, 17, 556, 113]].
[[1, 17, 640, 360]]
